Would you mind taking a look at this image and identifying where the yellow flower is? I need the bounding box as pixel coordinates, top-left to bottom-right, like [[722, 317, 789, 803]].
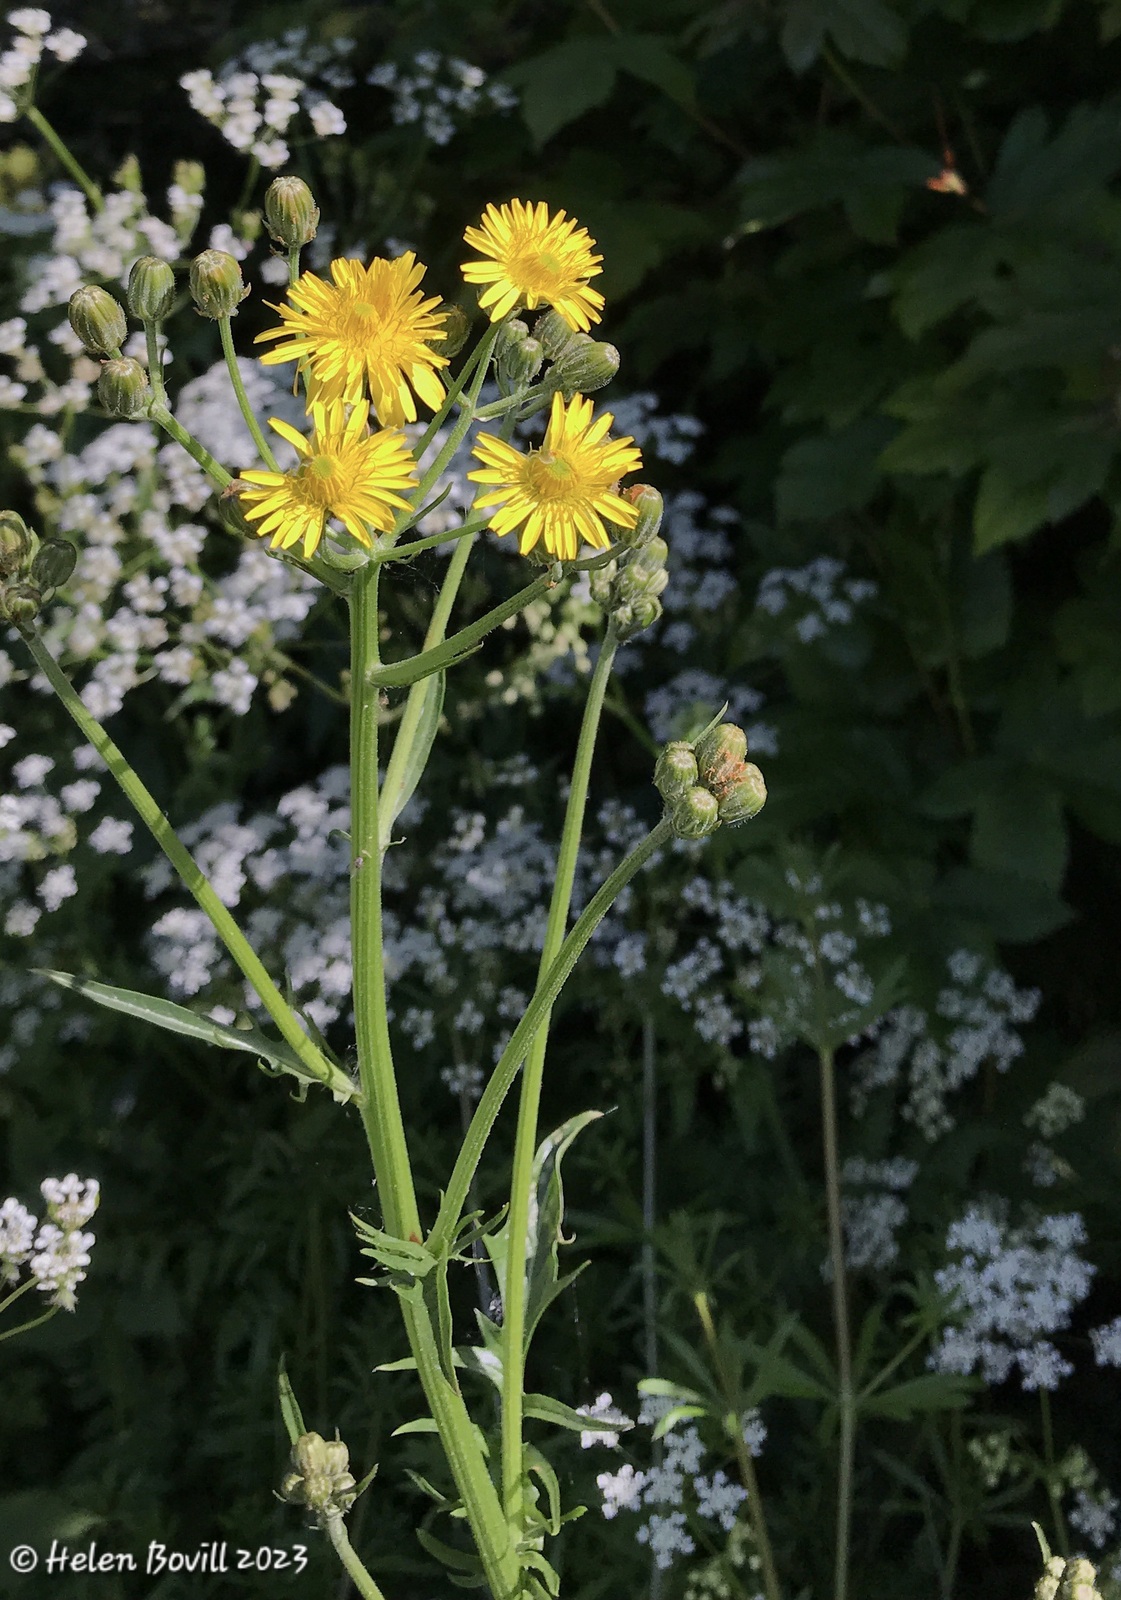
[[461, 200, 605, 332], [468, 392, 642, 561], [237, 400, 418, 558], [255, 253, 449, 427]]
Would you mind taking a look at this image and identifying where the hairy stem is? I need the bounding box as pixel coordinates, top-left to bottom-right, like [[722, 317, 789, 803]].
[[219, 316, 279, 470]]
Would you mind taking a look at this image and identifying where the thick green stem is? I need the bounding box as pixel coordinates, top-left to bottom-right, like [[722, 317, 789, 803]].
[[429, 817, 674, 1257], [819, 1044, 855, 1600], [348, 562, 420, 1237], [694, 1291, 783, 1600], [219, 316, 279, 470], [323, 1514, 389, 1600], [21, 629, 349, 1099], [148, 403, 232, 489], [499, 630, 618, 1518], [24, 105, 103, 211]]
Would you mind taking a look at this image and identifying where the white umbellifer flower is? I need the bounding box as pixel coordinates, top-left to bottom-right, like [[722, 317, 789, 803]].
[[577, 1392, 632, 1450], [309, 98, 345, 135], [89, 817, 133, 855], [40, 1173, 99, 1229], [1090, 1316, 1121, 1367], [929, 1203, 1094, 1391], [44, 26, 84, 60], [29, 1222, 94, 1310], [597, 1463, 646, 1519], [8, 9, 51, 37], [38, 862, 77, 910], [0, 1196, 37, 1281]]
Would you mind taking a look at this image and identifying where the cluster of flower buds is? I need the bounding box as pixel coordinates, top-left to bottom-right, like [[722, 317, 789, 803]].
[[279, 1431, 360, 1522], [0, 509, 76, 632], [1035, 1557, 1103, 1600], [588, 484, 669, 641], [491, 306, 619, 406], [655, 716, 767, 840]]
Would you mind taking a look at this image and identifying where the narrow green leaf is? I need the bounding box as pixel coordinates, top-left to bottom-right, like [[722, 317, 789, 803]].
[[522, 1393, 633, 1435], [381, 668, 445, 852], [34, 968, 329, 1085], [415, 1527, 486, 1575], [277, 1358, 305, 1448], [391, 1417, 440, 1437]]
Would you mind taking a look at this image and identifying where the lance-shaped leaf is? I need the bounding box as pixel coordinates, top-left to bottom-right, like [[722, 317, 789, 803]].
[[277, 1358, 306, 1448], [523, 1393, 634, 1437], [353, 1216, 438, 1279], [379, 667, 446, 856], [34, 968, 355, 1100]]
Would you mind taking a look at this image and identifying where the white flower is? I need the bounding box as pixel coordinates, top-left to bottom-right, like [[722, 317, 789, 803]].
[[29, 1222, 95, 1310], [577, 1392, 632, 1450], [309, 98, 345, 136], [0, 1196, 37, 1281], [8, 9, 52, 37], [40, 1173, 99, 1229], [44, 26, 84, 60], [597, 1463, 645, 1519], [89, 817, 133, 855]]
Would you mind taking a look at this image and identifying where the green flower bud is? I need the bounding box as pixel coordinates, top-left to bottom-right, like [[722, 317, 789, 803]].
[[435, 303, 471, 359], [655, 741, 699, 804], [616, 484, 665, 549], [68, 285, 127, 356], [695, 722, 748, 784], [632, 534, 668, 574], [495, 318, 529, 357], [0, 510, 34, 576], [1036, 1558, 1067, 1600], [670, 785, 720, 840], [30, 537, 77, 591], [189, 249, 248, 319], [127, 255, 176, 322], [612, 594, 662, 641], [98, 357, 151, 418], [612, 559, 667, 608], [534, 308, 582, 362], [1058, 1559, 1101, 1600], [499, 334, 543, 389], [280, 1431, 359, 1517], [216, 483, 257, 539], [264, 175, 320, 249], [2, 580, 41, 629], [716, 761, 766, 824], [588, 559, 616, 608], [543, 337, 620, 399]]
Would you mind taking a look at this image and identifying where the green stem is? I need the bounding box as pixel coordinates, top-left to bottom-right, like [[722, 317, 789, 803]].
[[411, 321, 500, 467], [429, 817, 674, 1257], [24, 105, 103, 211], [0, 1301, 58, 1345], [22, 628, 350, 1100], [819, 1043, 855, 1600], [287, 246, 301, 287], [375, 512, 488, 566], [695, 1291, 783, 1600], [1040, 1390, 1069, 1558], [500, 629, 618, 1518], [323, 1513, 389, 1600], [143, 322, 167, 409], [348, 562, 419, 1237], [0, 1276, 36, 1318], [378, 532, 475, 858], [219, 316, 279, 470], [148, 403, 232, 489]]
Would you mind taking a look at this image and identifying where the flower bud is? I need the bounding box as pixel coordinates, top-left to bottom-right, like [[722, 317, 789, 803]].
[[616, 484, 665, 550], [0, 510, 33, 576], [435, 303, 471, 359], [98, 357, 151, 418], [632, 534, 668, 575], [612, 594, 662, 642], [1035, 1559, 1066, 1600], [1058, 1559, 1101, 1600], [68, 285, 127, 356], [543, 338, 620, 399], [30, 537, 77, 591], [217, 483, 257, 539], [127, 256, 176, 322], [534, 308, 581, 363], [613, 559, 668, 607], [495, 318, 529, 359], [189, 249, 248, 319], [264, 175, 320, 249], [670, 785, 720, 840], [499, 334, 543, 389], [695, 722, 748, 784], [716, 762, 766, 824], [2, 580, 41, 629], [280, 1431, 359, 1517], [588, 561, 616, 608], [655, 742, 699, 804]]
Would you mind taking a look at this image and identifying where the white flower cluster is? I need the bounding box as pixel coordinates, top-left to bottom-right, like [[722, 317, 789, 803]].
[[836, 1156, 919, 1273], [606, 393, 705, 466], [0, 8, 85, 124], [576, 1390, 632, 1450], [929, 1203, 1094, 1391], [754, 555, 877, 645], [595, 1395, 760, 1570], [655, 495, 745, 657], [0, 1172, 98, 1310], [851, 949, 1041, 1140], [181, 31, 354, 168], [367, 50, 517, 146], [645, 668, 777, 758]]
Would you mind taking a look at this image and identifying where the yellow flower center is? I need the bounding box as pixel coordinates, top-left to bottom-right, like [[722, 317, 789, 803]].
[[524, 449, 578, 500], [297, 453, 341, 507]]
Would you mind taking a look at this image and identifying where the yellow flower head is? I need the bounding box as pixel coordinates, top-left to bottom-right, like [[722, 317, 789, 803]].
[[237, 400, 418, 559], [255, 253, 449, 427], [461, 200, 605, 332], [468, 392, 642, 562]]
